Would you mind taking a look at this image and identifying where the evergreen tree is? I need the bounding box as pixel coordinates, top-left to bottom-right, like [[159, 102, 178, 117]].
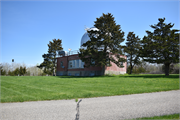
[[39, 53, 53, 75], [13, 68, 20, 76], [141, 18, 179, 76], [8, 70, 12, 76], [1, 69, 6, 75], [123, 32, 141, 74], [19, 66, 23, 76], [23, 67, 27, 75], [19, 66, 27, 76], [38, 39, 63, 76], [79, 13, 126, 73]]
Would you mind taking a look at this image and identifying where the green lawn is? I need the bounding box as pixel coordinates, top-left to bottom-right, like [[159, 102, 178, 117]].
[[1, 74, 179, 103], [132, 113, 179, 119]]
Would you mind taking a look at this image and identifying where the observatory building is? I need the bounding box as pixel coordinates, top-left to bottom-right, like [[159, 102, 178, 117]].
[[56, 28, 127, 76]]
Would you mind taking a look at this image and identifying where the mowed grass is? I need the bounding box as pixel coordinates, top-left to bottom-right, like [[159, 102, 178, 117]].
[[1, 74, 179, 103], [132, 113, 179, 119]]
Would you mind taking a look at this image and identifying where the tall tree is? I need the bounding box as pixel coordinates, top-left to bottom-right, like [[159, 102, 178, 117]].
[[79, 13, 126, 73], [19, 66, 23, 76], [123, 32, 141, 74], [38, 39, 63, 76], [19, 66, 27, 76], [23, 67, 27, 76], [38, 53, 53, 75], [13, 68, 20, 76], [140, 18, 179, 76], [8, 70, 13, 76]]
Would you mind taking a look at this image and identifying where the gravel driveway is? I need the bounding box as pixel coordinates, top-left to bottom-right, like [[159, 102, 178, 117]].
[[1, 90, 180, 120]]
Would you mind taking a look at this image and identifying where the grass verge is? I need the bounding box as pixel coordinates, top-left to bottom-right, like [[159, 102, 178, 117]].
[[1, 74, 179, 103], [132, 113, 179, 119]]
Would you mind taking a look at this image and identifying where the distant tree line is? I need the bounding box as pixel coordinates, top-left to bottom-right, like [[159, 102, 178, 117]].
[[0, 63, 46, 76], [126, 61, 179, 74], [1, 63, 26, 76], [1, 61, 178, 76]]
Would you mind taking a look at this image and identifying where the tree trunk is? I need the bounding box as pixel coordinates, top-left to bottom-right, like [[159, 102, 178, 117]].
[[130, 67, 132, 74], [102, 66, 105, 76], [53, 67, 56, 76], [53, 57, 56, 76], [130, 64, 133, 74], [164, 63, 170, 76]]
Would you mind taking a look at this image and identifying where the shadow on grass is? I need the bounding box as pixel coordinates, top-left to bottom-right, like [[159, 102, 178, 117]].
[[119, 74, 179, 79], [55, 74, 179, 79], [55, 75, 114, 79]]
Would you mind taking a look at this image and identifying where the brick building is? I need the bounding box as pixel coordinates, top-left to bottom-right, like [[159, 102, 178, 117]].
[[56, 27, 127, 76]]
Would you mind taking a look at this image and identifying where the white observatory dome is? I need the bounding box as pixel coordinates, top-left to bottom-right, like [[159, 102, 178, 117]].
[[80, 27, 111, 52], [80, 27, 99, 48]]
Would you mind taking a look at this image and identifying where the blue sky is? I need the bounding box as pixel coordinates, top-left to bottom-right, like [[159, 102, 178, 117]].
[[1, 0, 179, 67]]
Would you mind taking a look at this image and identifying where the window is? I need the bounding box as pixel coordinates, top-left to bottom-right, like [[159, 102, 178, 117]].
[[69, 61, 73, 68], [60, 61, 63, 68], [72, 60, 75, 68], [76, 59, 79, 68], [68, 59, 84, 69]]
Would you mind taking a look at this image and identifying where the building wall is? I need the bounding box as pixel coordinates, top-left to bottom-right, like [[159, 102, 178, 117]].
[[105, 55, 127, 75], [56, 54, 104, 76], [56, 54, 127, 76]]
